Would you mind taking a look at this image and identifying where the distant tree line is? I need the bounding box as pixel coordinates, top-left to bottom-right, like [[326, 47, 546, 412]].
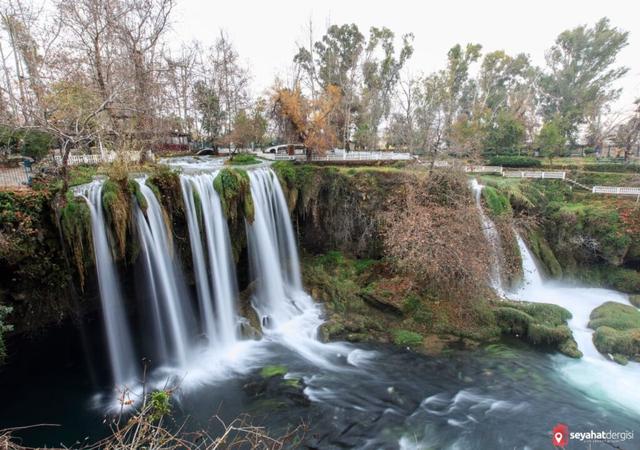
[[0, 0, 638, 180]]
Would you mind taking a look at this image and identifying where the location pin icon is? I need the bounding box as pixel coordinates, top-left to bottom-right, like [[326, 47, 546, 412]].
[[552, 423, 568, 447], [554, 432, 563, 444]]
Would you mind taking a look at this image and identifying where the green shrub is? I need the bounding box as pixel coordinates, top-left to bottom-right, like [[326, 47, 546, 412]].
[[488, 155, 541, 168], [149, 390, 171, 421], [19, 129, 55, 160], [228, 153, 260, 165], [392, 329, 423, 347]]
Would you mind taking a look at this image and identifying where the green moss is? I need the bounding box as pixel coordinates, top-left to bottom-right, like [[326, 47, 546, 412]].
[[213, 168, 254, 224], [578, 267, 640, 294], [630, 295, 640, 308], [525, 231, 562, 278], [588, 302, 640, 363], [494, 301, 580, 358], [59, 192, 93, 289], [392, 329, 423, 347], [589, 302, 640, 331], [128, 179, 147, 212], [260, 364, 288, 378], [592, 326, 640, 363], [0, 304, 13, 364], [482, 186, 511, 216], [101, 179, 131, 260]]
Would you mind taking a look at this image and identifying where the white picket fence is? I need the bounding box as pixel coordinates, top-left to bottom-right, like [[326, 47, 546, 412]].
[[49, 151, 151, 166], [502, 170, 566, 179], [464, 165, 503, 174], [592, 186, 640, 196]]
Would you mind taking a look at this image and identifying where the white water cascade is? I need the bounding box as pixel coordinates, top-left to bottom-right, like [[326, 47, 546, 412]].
[[470, 179, 505, 295], [180, 172, 239, 349], [512, 237, 640, 415], [82, 181, 137, 386], [135, 179, 195, 367], [246, 168, 349, 367]]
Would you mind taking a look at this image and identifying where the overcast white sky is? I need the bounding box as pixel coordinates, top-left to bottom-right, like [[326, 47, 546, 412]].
[[173, 0, 640, 115]]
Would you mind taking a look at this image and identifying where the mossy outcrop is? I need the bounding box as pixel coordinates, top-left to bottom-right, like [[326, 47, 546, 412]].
[[0, 189, 75, 333], [589, 302, 640, 364], [58, 192, 93, 289], [494, 301, 581, 358], [303, 248, 579, 357]]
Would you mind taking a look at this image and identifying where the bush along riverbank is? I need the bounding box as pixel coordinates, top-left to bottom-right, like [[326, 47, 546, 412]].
[[479, 174, 640, 295]]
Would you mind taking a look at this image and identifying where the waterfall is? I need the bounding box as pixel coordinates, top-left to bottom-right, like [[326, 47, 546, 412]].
[[512, 235, 640, 415], [81, 181, 137, 386], [470, 179, 505, 295], [246, 168, 347, 367], [246, 168, 304, 326], [180, 173, 239, 349], [135, 179, 195, 367]]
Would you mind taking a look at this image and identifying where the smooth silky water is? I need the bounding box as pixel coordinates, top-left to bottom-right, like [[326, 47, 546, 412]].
[[0, 172, 638, 449]]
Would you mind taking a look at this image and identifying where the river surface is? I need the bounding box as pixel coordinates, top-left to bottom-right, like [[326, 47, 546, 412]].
[[0, 322, 637, 449]]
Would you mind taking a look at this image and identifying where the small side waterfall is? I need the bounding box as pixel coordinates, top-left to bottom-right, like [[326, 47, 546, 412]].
[[82, 182, 137, 386], [513, 235, 640, 415], [181, 173, 239, 349], [135, 179, 195, 367], [470, 179, 505, 294]]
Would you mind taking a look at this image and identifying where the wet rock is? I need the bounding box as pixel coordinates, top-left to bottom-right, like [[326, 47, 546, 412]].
[[357, 292, 403, 316], [243, 366, 310, 407]]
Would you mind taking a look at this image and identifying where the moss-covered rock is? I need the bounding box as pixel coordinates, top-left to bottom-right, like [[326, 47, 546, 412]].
[[630, 295, 640, 308], [101, 178, 133, 261], [494, 301, 581, 358], [58, 192, 93, 289], [592, 327, 640, 363], [213, 168, 254, 224], [260, 364, 288, 378], [392, 329, 423, 347], [589, 302, 640, 330], [589, 302, 640, 363], [524, 230, 563, 278]]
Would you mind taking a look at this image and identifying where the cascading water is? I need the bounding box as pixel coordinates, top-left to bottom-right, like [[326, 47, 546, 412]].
[[180, 172, 239, 349], [246, 168, 349, 367], [81, 181, 137, 387], [135, 179, 195, 367], [470, 179, 505, 295], [512, 236, 640, 415]]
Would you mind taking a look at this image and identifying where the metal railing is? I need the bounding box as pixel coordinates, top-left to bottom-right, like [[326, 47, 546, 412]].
[[0, 164, 31, 188]]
